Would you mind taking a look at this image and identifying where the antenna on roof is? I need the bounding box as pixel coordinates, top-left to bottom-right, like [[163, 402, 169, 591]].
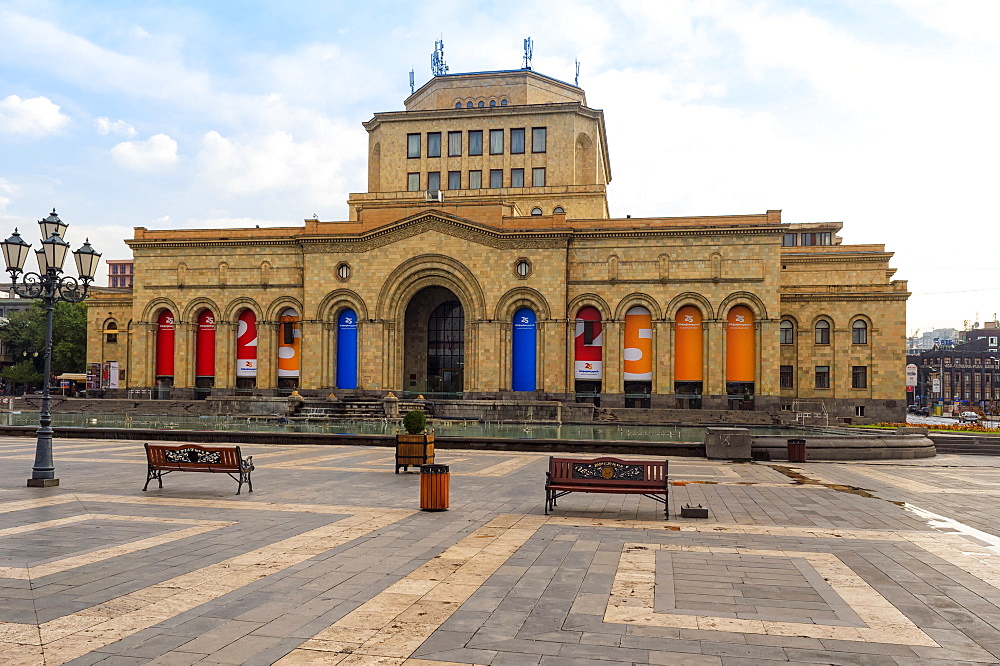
[[431, 38, 448, 76], [575, 58, 580, 86], [522, 36, 533, 70], [409, 69, 415, 94]]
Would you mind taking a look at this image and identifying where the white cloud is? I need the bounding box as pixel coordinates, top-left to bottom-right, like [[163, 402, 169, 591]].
[[95, 116, 136, 137], [0, 95, 71, 136], [110, 133, 179, 170], [0, 178, 19, 215]]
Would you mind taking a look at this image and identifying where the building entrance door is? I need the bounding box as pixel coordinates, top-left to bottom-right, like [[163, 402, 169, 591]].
[[403, 286, 464, 395]]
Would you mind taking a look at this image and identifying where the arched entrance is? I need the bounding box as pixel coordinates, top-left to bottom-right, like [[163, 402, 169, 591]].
[[403, 286, 464, 395]]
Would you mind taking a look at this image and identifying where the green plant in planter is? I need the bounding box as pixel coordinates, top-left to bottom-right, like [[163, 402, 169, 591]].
[[402, 410, 426, 435]]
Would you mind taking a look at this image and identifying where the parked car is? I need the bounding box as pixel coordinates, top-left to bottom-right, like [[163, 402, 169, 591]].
[[916, 407, 929, 416], [959, 411, 981, 423]]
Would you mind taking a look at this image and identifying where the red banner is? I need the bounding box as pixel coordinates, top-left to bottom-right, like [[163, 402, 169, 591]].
[[195, 309, 216, 377], [155, 309, 175, 377]]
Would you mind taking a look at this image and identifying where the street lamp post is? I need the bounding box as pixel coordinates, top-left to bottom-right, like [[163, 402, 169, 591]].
[[2, 209, 101, 488]]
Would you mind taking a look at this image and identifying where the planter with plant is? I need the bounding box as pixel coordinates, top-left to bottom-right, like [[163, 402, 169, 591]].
[[395, 409, 434, 473]]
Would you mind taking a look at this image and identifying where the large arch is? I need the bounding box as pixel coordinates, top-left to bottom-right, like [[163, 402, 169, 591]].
[[377, 254, 485, 323], [376, 254, 485, 394]]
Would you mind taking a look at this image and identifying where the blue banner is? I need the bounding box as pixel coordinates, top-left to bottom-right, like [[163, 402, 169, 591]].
[[337, 309, 358, 389], [512, 308, 536, 391]]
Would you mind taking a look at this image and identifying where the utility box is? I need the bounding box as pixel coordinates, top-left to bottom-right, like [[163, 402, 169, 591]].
[[704, 427, 752, 461]]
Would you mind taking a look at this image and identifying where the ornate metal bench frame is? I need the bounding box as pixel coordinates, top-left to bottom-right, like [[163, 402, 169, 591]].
[[545, 456, 668, 519], [143, 443, 254, 495]]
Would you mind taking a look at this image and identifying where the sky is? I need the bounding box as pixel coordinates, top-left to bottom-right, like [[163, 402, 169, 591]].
[[1, 0, 998, 335]]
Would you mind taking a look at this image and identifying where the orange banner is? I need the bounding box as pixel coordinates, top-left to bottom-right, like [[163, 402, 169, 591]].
[[277, 309, 301, 378], [623, 306, 652, 380], [674, 306, 703, 381], [726, 305, 755, 382]]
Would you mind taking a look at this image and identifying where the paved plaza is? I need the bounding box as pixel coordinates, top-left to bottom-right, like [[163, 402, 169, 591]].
[[3, 437, 1000, 664]]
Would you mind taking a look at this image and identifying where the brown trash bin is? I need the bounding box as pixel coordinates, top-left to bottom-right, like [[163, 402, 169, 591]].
[[787, 438, 807, 463], [420, 464, 449, 511]]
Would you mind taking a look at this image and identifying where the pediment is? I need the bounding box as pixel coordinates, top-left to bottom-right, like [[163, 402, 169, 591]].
[[302, 211, 566, 253]]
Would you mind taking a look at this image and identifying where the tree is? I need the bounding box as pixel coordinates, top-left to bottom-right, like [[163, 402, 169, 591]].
[[0, 301, 88, 377]]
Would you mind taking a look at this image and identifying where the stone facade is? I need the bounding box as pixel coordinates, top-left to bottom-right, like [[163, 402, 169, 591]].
[[86, 68, 909, 422]]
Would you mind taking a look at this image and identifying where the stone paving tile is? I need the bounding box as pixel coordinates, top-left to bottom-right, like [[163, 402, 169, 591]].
[[6, 437, 1000, 664]]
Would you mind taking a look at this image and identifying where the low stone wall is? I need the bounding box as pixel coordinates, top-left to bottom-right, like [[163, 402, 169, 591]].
[[206, 396, 295, 416], [751, 434, 935, 460], [0, 425, 704, 457], [431, 400, 565, 423], [12, 397, 214, 416], [594, 408, 777, 426]]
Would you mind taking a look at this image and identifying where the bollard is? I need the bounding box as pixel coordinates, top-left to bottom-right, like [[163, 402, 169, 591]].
[[419, 464, 450, 511], [787, 438, 807, 463]]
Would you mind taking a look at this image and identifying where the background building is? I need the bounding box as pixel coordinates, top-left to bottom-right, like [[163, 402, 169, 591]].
[[106, 259, 134, 289], [87, 68, 910, 421]]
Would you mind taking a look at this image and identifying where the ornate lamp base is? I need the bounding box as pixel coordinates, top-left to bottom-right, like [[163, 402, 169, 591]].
[[27, 478, 60, 487]]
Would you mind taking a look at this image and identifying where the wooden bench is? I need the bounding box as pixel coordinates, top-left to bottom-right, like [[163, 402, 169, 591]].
[[143, 443, 254, 495], [545, 456, 668, 519]]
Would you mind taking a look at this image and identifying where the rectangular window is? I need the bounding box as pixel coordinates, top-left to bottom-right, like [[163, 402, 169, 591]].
[[468, 130, 483, 156], [407, 172, 420, 191], [532, 127, 547, 153], [427, 132, 441, 158], [782, 233, 797, 247], [489, 169, 503, 188], [855, 405, 865, 417], [815, 366, 830, 389], [427, 171, 440, 192], [801, 232, 833, 246], [511, 128, 525, 154], [511, 168, 524, 188], [448, 131, 462, 156], [407, 133, 420, 158], [780, 365, 794, 389], [852, 366, 868, 389], [489, 129, 504, 154], [469, 170, 482, 189], [532, 167, 546, 187], [447, 171, 461, 190]]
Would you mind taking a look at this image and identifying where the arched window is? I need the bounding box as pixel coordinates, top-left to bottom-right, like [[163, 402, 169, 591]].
[[489, 100, 496, 107], [531, 207, 542, 216], [466, 101, 473, 108], [852, 319, 868, 345], [779, 320, 794, 344], [500, 99, 508, 106], [454, 102, 462, 109], [815, 319, 831, 345], [105, 321, 118, 344], [478, 100, 485, 107], [553, 206, 565, 214]]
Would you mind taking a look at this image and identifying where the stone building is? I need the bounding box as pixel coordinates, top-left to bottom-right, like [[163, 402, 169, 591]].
[[87, 68, 910, 421]]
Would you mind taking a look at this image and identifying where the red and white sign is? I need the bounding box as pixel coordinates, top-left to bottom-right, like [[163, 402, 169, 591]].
[[236, 309, 258, 378]]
